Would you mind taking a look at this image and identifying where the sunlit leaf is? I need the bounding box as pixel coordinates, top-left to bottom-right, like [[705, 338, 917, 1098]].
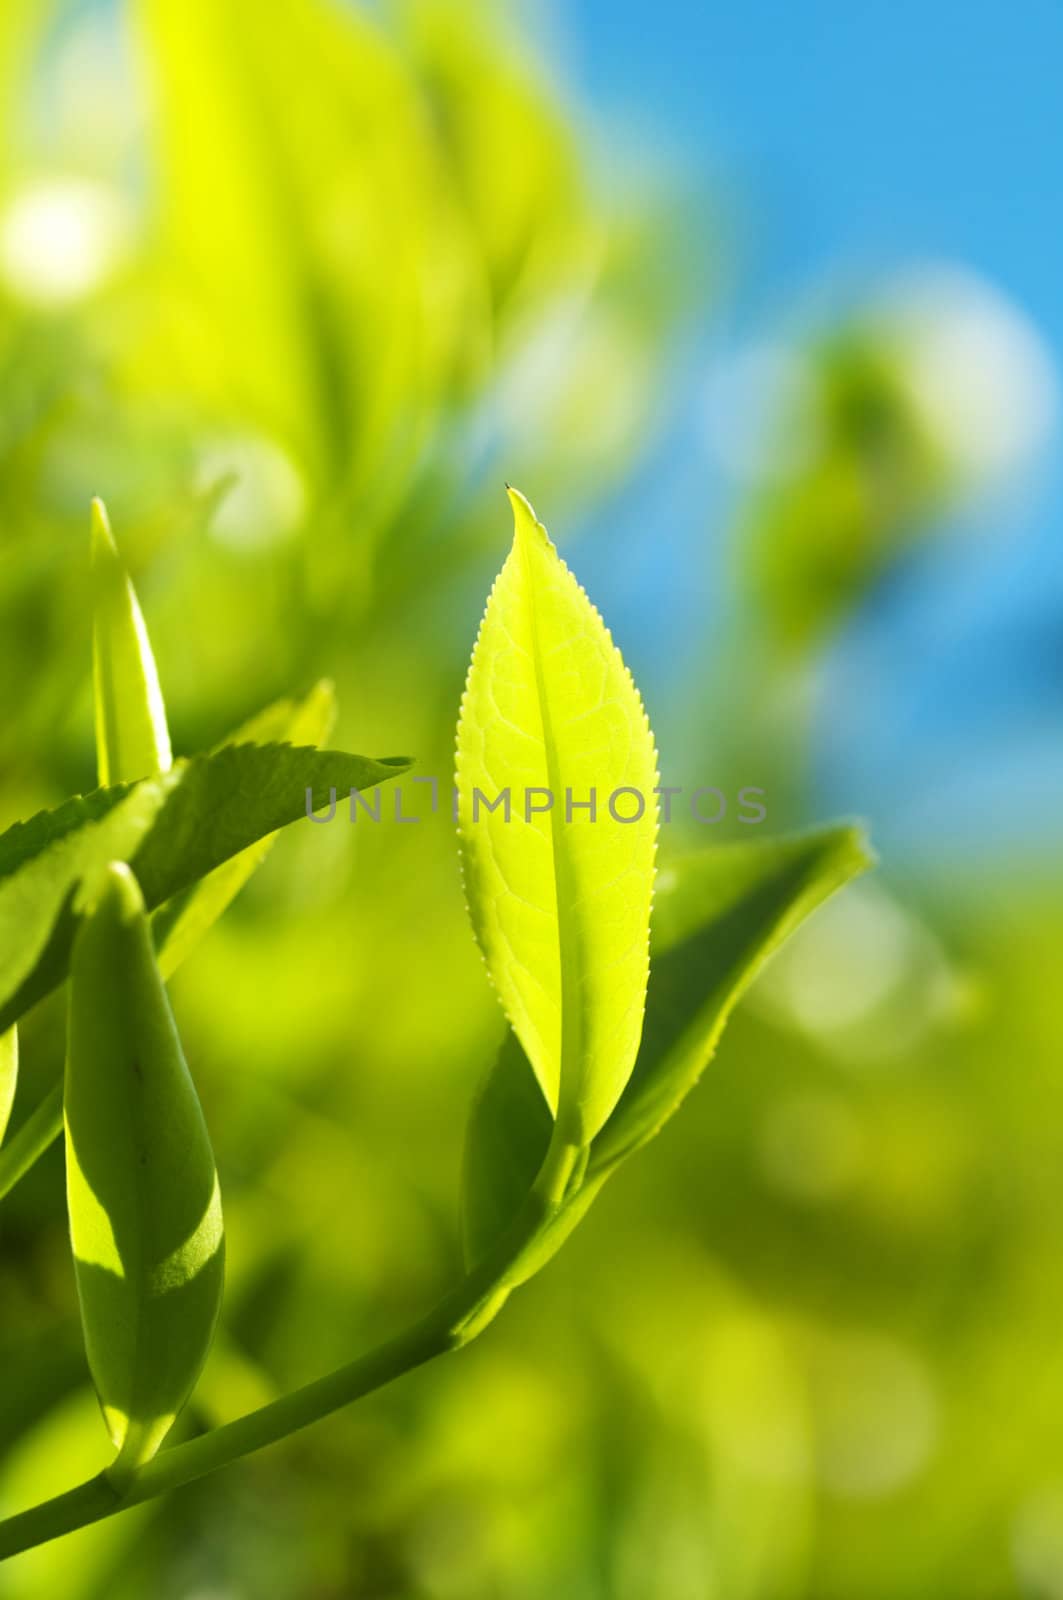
[[0, 1027, 16, 1145], [90, 498, 172, 787], [65, 863, 224, 1474], [456, 487, 657, 1145], [0, 741, 410, 1032], [462, 825, 872, 1270], [593, 824, 874, 1170]]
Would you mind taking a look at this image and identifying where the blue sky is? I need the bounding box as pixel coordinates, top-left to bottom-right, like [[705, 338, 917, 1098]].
[[566, 0, 1063, 343], [553, 0, 1063, 871]]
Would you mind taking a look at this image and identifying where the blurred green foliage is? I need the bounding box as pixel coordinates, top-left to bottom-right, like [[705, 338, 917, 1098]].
[[0, 2, 1060, 1598], [738, 331, 946, 654]]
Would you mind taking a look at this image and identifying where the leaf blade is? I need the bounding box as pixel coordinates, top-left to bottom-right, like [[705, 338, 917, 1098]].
[[592, 823, 874, 1172], [461, 825, 873, 1268], [0, 740, 410, 1033], [456, 488, 657, 1143], [65, 863, 223, 1472], [0, 1028, 16, 1146], [152, 680, 337, 977], [461, 1029, 553, 1269], [91, 499, 172, 787]]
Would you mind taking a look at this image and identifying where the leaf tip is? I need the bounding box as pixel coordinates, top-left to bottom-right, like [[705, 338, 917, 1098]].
[[838, 819, 877, 876], [90, 496, 118, 564], [506, 484, 549, 552], [95, 860, 146, 924]]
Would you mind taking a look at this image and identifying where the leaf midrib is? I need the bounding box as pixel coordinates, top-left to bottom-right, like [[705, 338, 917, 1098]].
[[515, 526, 587, 1140]]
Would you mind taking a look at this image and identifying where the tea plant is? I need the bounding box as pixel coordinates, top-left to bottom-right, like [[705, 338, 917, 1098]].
[[0, 492, 870, 1559]]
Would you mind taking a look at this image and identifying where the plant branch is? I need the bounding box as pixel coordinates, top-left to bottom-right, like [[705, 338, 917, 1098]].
[[0, 1132, 583, 1562]]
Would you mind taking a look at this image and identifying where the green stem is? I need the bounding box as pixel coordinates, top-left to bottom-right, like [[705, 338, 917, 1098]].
[[0, 1082, 62, 1202], [0, 1132, 583, 1562]]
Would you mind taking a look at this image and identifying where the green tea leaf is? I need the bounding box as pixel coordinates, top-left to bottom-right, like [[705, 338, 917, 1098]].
[[0, 787, 141, 888], [461, 1023, 603, 1287], [65, 863, 224, 1474], [462, 825, 872, 1269], [0, 1028, 16, 1146], [91, 499, 172, 787], [456, 488, 657, 1144], [0, 740, 410, 1032], [152, 680, 337, 977], [462, 1029, 553, 1269], [593, 824, 873, 1171], [0, 777, 177, 1043]]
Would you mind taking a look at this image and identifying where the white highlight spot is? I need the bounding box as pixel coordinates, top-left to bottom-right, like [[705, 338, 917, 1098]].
[[878, 265, 1058, 488], [0, 178, 130, 308], [197, 435, 306, 551]]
